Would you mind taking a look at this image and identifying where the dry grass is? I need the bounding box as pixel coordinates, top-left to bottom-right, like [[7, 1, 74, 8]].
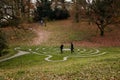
[[40, 19, 120, 47], [1, 19, 120, 47]]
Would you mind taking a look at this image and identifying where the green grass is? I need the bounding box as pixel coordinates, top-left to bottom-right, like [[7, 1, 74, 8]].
[[0, 20, 120, 80], [0, 46, 120, 80], [0, 47, 16, 60]]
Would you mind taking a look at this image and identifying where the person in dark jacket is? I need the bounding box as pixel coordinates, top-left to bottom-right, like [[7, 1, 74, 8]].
[[71, 42, 74, 53], [60, 44, 64, 53]]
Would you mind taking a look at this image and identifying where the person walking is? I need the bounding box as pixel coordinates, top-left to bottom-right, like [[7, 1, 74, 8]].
[[60, 44, 64, 53], [71, 42, 74, 53]]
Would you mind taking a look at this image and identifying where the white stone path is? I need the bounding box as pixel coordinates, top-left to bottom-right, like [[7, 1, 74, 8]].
[[0, 47, 107, 63], [0, 47, 30, 63], [32, 48, 106, 62]]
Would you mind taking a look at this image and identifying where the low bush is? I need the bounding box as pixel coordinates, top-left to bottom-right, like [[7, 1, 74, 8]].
[[0, 30, 8, 57]]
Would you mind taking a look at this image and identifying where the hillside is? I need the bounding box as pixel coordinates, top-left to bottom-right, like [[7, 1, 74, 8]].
[[0, 19, 120, 80], [30, 19, 120, 47]]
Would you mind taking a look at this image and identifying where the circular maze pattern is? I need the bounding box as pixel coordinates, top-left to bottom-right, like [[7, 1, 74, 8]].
[[0, 47, 107, 63], [28, 47, 107, 62]]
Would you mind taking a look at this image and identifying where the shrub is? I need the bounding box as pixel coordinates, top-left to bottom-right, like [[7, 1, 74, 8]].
[[53, 8, 70, 20], [0, 30, 8, 56]]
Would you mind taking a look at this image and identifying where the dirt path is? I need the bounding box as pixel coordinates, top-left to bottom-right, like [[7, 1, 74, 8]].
[[31, 24, 50, 45]]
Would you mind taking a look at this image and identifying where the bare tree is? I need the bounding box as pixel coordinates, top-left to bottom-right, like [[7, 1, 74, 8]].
[[72, 0, 87, 22], [87, 0, 120, 36]]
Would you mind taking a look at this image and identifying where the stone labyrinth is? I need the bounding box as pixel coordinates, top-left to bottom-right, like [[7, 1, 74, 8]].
[[0, 47, 107, 63]]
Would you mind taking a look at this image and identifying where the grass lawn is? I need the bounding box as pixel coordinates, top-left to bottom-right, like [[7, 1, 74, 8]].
[[0, 46, 120, 80], [0, 20, 120, 80]]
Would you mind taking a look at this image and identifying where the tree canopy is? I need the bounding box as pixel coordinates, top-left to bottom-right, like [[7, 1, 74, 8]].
[[34, 0, 70, 21], [86, 0, 120, 36]]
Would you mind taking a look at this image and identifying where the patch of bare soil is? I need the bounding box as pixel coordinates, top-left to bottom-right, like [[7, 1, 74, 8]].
[[30, 23, 50, 45]]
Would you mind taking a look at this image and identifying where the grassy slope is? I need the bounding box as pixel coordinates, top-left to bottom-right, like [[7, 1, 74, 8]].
[[0, 46, 120, 80], [1, 25, 36, 46], [0, 20, 120, 80], [0, 25, 36, 60], [44, 20, 95, 45]]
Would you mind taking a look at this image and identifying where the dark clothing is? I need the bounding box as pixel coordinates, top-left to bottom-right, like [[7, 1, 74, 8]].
[[71, 43, 74, 53], [60, 44, 64, 53]]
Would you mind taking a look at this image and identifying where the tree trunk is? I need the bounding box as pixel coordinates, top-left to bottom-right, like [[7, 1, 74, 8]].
[[0, 53, 1, 57], [61, 0, 65, 10], [75, 12, 79, 22], [27, 0, 30, 19], [54, 0, 58, 9], [100, 29, 104, 36], [96, 23, 105, 36], [74, 1, 80, 23]]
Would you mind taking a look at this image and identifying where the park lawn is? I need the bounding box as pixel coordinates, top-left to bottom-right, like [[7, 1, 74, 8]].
[[0, 46, 120, 80], [0, 20, 120, 80]]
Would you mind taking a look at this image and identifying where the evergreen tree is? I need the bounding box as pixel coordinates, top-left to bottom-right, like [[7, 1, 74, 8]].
[[35, 0, 53, 20], [35, 0, 70, 21]]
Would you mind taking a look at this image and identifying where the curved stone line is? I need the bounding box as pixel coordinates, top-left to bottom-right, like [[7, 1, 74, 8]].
[[79, 48, 86, 53], [48, 52, 106, 62], [30, 50, 69, 62], [78, 48, 99, 54], [86, 49, 93, 53], [77, 48, 98, 55], [78, 49, 93, 54], [31, 49, 107, 62], [14, 47, 21, 50], [23, 48, 107, 62], [34, 51, 106, 62], [0, 47, 34, 63], [36, 48, 39, 51], [0, 47, 107, 63], [90, 49, 100, 54], [44, 55, 69, 62], [30, 51, 68, 62], [0, 48, 30, 63]]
